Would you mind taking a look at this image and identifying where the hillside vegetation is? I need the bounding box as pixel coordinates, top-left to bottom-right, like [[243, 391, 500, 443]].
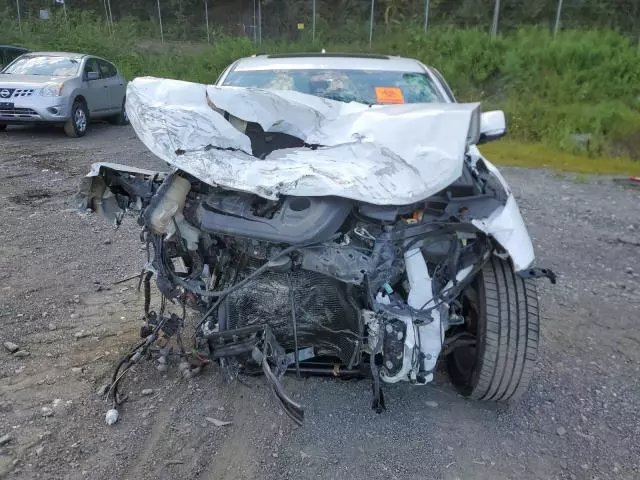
[[2, 11, 640, 171]]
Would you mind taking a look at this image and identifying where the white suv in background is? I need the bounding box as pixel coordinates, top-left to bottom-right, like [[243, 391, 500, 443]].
[[0, 51, 128, 137]]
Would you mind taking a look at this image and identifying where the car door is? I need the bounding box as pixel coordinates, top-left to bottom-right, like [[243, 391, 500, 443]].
[[98, 59, 124, 112], [82, 57, 111, 115]]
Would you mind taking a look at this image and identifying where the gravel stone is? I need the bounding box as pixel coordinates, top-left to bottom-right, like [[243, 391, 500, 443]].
[[3, 341, 19, 353]]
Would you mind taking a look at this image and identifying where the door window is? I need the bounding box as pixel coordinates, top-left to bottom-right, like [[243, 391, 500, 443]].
[[84, 58, 101, 79], [98, 60, 117, 79]]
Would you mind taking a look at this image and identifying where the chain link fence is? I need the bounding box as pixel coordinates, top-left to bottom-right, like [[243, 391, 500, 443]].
[[6, 0, 640, 45]]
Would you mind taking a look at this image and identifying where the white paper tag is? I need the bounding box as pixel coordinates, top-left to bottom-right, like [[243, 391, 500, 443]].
[[171, 256, 188, 274]]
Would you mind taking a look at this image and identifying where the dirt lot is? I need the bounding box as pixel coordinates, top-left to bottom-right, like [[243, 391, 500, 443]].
[[1, 123, 639, 480]]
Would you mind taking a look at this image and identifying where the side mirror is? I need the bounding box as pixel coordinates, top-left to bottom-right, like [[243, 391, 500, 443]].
[[478, 110, 507, 144], [87, 71, 100, 81]]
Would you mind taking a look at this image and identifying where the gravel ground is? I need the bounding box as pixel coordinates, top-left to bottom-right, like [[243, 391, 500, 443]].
[[1, 123, 639, 480]]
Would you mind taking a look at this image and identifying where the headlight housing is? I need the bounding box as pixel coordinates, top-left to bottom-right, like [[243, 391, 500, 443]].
[[38, 84, 64, 97]]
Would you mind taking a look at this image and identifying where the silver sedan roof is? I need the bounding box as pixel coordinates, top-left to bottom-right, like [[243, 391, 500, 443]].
[[21, 52, 87, 59], [231, 53, 427, 73]]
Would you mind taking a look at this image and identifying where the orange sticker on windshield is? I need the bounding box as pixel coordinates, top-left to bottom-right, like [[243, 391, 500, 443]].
[[375, 87, 405, 104]]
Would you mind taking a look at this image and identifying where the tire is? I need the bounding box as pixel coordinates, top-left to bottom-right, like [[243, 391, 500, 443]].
[[108, 98, 128, 126], [0, 124, 6, 131], [64, 99, 89, 138], [447, 256, 539, 401]]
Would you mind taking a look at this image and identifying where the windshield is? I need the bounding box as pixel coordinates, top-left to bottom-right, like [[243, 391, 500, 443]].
[[2, 55, 80, 76], [222, 69, 445, 105]]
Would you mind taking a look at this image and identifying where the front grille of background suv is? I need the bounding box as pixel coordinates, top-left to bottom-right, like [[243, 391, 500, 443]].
[[0, 107, 40, 118], [12, 88, 35, 98]]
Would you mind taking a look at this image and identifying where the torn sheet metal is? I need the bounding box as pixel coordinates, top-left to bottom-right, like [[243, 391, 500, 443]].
[[77, 162, 166, 224], [125, 77, 481, 206], [471, 194, 535, 271], [466, 146, 535, 271]]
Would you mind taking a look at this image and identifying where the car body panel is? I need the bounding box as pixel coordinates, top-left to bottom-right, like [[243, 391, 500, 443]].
[[82, 57, 113, 114], [98, 59, 126, 110]]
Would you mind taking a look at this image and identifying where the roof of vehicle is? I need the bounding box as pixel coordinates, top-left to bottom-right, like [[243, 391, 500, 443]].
[[22, 51, 87, 59], [231, 52, 427, 73]]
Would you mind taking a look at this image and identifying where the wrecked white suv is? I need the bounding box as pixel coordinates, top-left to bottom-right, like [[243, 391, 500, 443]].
[[80, 53, 555, 424]]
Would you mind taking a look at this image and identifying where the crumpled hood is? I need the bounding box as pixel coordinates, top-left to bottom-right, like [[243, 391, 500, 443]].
[[125, 76, 481, 206]]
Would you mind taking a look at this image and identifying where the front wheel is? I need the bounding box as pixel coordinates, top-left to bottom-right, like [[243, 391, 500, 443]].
[[0, 124, 6, 131], [64, 100, 89, 138], [447, 257, 539, 401]]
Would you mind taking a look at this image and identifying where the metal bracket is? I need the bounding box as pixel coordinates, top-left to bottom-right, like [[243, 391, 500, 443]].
[[518, 267, 557, 284]]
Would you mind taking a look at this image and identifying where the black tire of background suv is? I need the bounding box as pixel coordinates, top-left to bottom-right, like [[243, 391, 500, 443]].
[[448, 256, 539, 401], [0, 124, 6, 131], [64, 99, 88, 138]]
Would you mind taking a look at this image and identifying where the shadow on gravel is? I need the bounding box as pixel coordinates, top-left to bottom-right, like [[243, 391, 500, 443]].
[[1, 122, 115, 139], [8, 189, 53, 206]]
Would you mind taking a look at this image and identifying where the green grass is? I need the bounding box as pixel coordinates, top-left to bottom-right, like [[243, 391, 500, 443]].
[[481, 140, 640, 176]]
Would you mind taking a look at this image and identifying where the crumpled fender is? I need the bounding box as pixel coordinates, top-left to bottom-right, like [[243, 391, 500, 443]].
[[467, 146, 535, 271]]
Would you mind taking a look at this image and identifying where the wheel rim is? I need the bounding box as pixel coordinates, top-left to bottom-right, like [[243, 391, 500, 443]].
[[75, 107, 87, 132]]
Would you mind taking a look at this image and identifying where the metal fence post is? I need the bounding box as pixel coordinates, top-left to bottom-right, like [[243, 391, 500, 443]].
[[554, 0, 564, 38], [369, 0, 375, 48], [157, 0, 164, 44], [258, 0, 262, 45], [63, 1, 69, 29], [205, 0, 210, 43], [106, 0, 114, 32], [15, 0, 22, 34], [491, 0, 500, 38], [312, 0, 316, 43], [253, 0, 257, 43], [102, 0, 112, 35], [424, 0, 429, 32]]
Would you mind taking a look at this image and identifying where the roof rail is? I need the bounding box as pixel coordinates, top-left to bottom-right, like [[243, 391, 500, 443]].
[[265, 52, 390, 60]]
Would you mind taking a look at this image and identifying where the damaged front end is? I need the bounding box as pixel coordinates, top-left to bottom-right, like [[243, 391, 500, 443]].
[[81, 77, 555, 424]]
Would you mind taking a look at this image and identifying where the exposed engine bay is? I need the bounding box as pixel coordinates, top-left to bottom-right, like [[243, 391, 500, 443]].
[[79, 156, 554, 424], [79, 78, 555, 424]]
